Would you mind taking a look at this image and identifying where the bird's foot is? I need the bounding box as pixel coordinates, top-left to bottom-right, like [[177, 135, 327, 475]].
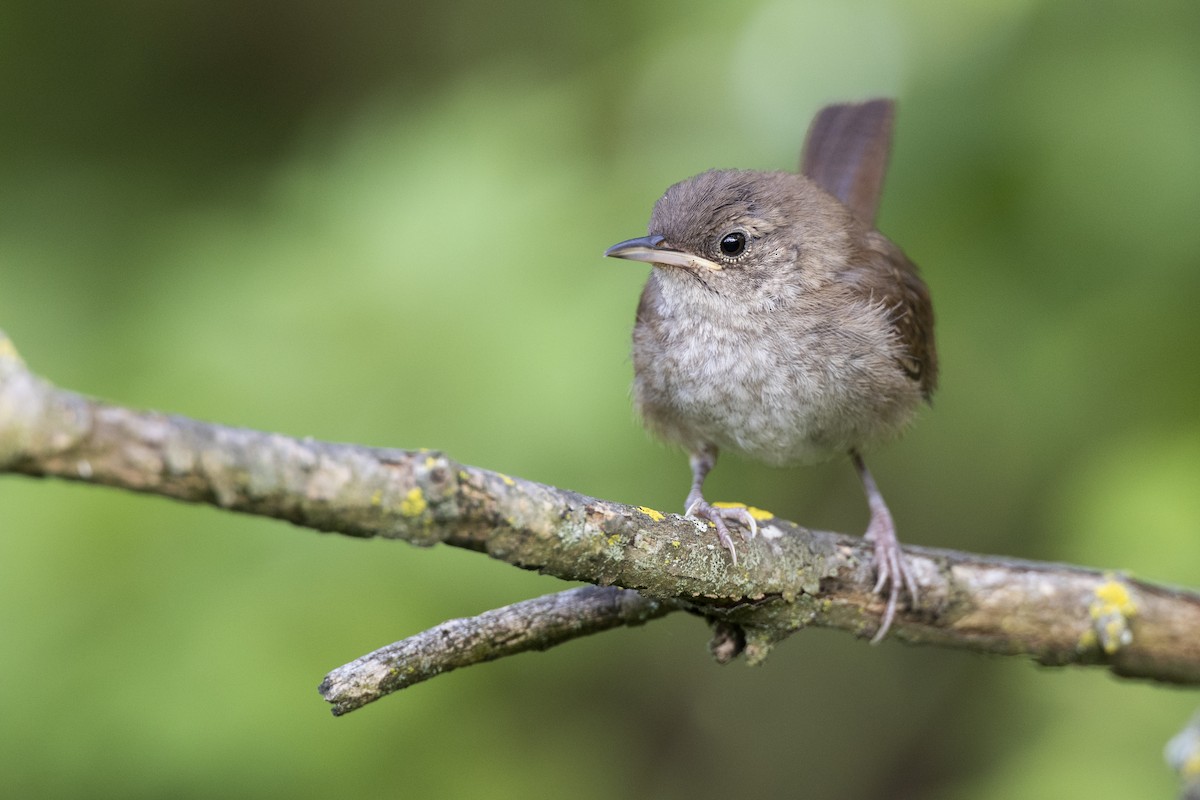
[[685, 499, 758, 566], [864, 510, 918, 644]]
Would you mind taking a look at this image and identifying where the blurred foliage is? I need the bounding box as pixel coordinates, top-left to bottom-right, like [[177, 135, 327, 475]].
[[1, 0, 1198, 797]]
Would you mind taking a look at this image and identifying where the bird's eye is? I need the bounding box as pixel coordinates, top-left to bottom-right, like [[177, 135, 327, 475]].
[[719, 231, 746, 257]]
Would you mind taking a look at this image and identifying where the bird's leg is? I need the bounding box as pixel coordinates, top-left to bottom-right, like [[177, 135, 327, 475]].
[[684, 445, 758, 566], [850, 449, 919, 643]]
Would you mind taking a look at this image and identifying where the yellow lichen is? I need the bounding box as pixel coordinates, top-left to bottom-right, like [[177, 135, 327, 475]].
[[746, 506, 774, 521], [424, 455, 438, 469], [499, 473, 515, 486], [399, 487, 427, 517], [370, 490, 383, 506], [1093, 578, 1137, 617], [1083, 574, 1138, 654], [711, 501, 774, 521], [637, 506, 665, 522]]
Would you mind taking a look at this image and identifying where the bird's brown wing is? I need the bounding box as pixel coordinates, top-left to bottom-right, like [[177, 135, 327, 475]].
[[862, 232, 938, 401], [800, 99, 895, 227], [805, 99, 936, 399]]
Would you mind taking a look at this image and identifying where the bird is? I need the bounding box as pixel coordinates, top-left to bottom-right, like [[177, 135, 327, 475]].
[[604, 99, 936, 641]]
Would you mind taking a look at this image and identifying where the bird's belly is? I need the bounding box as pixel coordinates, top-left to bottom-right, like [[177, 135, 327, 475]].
[[633, 312, 919, 466]]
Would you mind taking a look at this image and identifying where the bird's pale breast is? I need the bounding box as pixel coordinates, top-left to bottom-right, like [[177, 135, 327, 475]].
[[632, 270, 923, 466]]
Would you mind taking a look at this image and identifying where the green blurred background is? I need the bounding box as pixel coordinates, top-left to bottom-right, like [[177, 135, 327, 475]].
[[2, 0, 1198, 797]]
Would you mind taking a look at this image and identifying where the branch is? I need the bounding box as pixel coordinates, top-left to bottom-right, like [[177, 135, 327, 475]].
[[318, 586, 669, 715], [3, 329, 1200, 714], [1167, 710, 1200, 799]]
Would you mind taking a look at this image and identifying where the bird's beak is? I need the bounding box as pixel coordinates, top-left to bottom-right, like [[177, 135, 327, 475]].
[[604, 234, 722, 272]]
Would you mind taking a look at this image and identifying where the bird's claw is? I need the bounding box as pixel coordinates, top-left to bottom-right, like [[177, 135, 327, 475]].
[[865, 515, 918, 644], [685, 500, 758, 566]]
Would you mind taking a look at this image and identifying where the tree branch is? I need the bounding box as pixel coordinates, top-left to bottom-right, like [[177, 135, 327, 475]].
[[318, 586, 669, 715], [1169, 710, 1200, 800], [3, 329, 1200, 716]]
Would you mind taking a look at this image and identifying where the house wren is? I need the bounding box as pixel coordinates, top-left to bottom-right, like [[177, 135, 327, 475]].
[[605, 99, 937, 641]]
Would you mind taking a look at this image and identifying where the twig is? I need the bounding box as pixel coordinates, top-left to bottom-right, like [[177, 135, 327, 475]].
[[319, 586, 669, 715], [1167, 710, 1200, 800]]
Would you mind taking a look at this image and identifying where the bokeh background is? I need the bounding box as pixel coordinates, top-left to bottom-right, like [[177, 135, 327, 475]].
[[2, 0, 1199, 797]]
